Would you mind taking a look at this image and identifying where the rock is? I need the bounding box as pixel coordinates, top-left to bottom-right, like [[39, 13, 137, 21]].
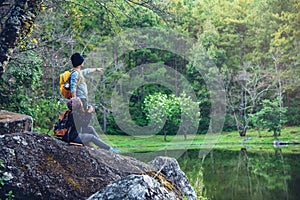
[[0, 110, 33, 134], [273, 140, 289, 147], [87, 174, 178, 200], [0, 132, 150, 199], [148, 156, 197, 200], [0, 113, 193, 200]]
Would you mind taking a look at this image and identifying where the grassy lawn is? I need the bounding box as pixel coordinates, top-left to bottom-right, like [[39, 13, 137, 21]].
[[101, 126, 300, 154]]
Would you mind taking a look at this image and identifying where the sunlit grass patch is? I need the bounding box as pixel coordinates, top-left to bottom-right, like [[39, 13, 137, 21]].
[[102, 126, 300, 154]]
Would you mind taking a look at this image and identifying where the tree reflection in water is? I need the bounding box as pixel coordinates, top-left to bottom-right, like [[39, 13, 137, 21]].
[[177, 147, 300, 200]]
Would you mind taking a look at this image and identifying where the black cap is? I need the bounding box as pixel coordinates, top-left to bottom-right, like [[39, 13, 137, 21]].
[[71, 53, 84, 67]]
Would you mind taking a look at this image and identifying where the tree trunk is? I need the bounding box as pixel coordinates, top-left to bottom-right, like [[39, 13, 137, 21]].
[[183, 126, 187, 140], [239, 126, 247, 137], [0, 0, 42, 76], [102, 53, 107, 132], [273, 129, 277, 138], [163, 123, 167, 142]]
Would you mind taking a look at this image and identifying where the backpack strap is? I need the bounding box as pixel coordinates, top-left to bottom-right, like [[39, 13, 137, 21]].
[[59, 110, 69, 121], [69, 69, 83, 86]]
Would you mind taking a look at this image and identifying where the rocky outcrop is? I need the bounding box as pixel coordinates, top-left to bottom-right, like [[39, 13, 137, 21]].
[[0, 132, 196, 200], [0, 132, 150, 199], [87, 174, 179, 200], [0, 110, 33, 134], [148, 156, 197, 200], [0, 111, 196, 199]]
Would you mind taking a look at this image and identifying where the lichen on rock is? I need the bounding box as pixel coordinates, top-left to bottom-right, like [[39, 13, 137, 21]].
[[148, 156, 197, 200], [88, 174, 178, 200]]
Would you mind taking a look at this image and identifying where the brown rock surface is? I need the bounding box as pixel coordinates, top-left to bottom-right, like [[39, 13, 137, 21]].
[[0, 110, 33, 134]]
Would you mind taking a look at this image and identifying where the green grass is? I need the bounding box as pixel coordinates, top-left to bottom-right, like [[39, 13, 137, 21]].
[[101, 126, 300, 154], [44, 125, 300, 154]]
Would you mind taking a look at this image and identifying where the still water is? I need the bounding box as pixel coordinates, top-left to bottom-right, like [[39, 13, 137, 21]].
[[177, 147, 300, 200]]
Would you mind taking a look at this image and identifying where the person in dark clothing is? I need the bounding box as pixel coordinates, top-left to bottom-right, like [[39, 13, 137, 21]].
[[61, 109, 83, 144], [66, 97, 120, 153]]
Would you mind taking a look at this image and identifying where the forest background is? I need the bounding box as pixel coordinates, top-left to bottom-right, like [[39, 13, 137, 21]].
[[0, 0, 299, 138]]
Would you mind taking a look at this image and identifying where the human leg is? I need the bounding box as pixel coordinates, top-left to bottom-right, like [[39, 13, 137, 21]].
[[78, 133, 111, 150], [81, 126, 98, 137]]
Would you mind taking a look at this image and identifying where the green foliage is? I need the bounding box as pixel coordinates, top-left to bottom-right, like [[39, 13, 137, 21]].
[[121, 6, 160, 28], [144, 93, 179, 129], [186, 61, 212, 134], [0, 51, 43, 113], [1, 51, 42, 90], [185, 0, 299, 134], [251, 99, 287, 136], [143, 92, 200, 138], [30, 98, 68, 132], [0, 51, 67, 132], [286, 93, 300, 126], [2, 0, 299, 134]]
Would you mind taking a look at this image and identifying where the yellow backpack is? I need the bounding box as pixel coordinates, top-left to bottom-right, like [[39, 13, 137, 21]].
[[59, 69, 81, 99]]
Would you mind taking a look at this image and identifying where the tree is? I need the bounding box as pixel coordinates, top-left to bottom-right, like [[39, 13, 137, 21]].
[[269, 0, 300, 126], [144, 92, 200, 141], [251, 98, 287, 137], [186, 0, 300, 136], [0, 0, 172, 134], [226, 65, 274, 136], [0, 0, 43, 76]]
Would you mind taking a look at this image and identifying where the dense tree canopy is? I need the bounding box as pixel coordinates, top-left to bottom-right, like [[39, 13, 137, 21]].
[[0, 0, 299, 137]]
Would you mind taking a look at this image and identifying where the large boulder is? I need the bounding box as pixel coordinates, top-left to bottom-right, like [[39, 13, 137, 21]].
[[0, 110, 196, 200], [148, 156, 197, 200], [0, 110, 33, 135], [0, 132, 150, 199], [87, 174, 180, 200], [0, 132, 194, 200]]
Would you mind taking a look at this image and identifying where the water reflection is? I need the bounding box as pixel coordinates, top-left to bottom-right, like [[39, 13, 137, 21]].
[[177, 147, 300, 200]]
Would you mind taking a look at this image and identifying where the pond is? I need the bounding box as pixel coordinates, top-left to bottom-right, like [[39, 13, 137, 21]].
[[177, 147, 300, 200]]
